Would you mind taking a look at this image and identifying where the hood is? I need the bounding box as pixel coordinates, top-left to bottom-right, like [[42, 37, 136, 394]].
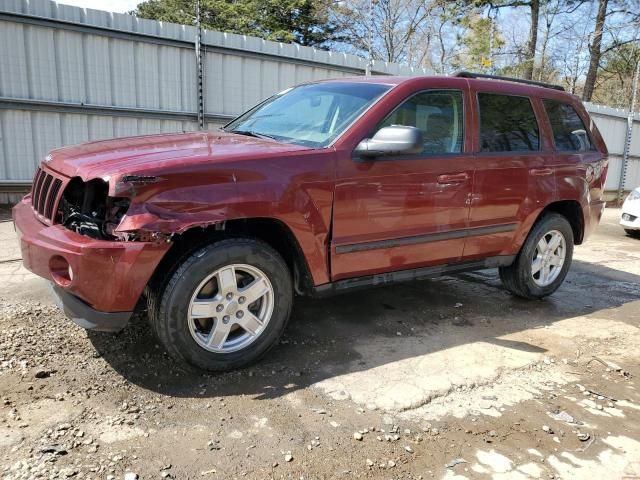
[[44, 131, 310, 180]]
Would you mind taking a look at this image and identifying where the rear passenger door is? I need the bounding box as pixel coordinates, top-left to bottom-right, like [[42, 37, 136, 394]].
[[463, 91, 550, 260]]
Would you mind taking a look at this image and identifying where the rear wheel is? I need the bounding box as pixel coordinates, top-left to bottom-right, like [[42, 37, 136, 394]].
[[149, 238, 292, 371], [499, 213, 574, 299]]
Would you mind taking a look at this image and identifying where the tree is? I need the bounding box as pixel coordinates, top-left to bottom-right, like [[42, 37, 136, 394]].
[[522, 0, 540, 80], [466, 0, 542, 80], [553, 2, 593, 94], [332, 0, 439, 64], [256, 0, 342, 47], [536, 0, 562, 82], [133, 0, 341, 47], [595, 42, 640, 108], [582, 0, 608, 101], [430, 2, 468, 73], [582, 0, 640, 102], [452, 14, 505, 72]]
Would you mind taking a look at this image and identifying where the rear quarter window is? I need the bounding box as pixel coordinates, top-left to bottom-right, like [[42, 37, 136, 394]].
[[478, 93, 540, 152], [543, 99, 594, 152]]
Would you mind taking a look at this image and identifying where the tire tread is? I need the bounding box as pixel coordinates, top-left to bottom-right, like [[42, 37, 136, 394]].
[[149, 237, 292, 371], [499, 213, 574, 299]]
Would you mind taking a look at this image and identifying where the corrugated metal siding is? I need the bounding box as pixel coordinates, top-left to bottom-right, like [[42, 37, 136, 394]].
[[0, 0, 638, 205], [585, 103, 640, 192], [0, 0, 429, 204]]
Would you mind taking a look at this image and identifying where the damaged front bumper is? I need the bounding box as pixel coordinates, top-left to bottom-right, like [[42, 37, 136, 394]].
[[13, 199, 171, 331]]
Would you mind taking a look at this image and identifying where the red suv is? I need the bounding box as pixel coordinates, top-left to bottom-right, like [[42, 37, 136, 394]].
[[13, 72, 608, 371]]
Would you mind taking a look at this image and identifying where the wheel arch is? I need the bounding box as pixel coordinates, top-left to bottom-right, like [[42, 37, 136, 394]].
[[147, 217, 316, 298], [539, 200, 585, 245]]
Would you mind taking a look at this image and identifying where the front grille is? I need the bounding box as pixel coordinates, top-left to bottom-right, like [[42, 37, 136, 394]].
[[31, 167, 65, 223]]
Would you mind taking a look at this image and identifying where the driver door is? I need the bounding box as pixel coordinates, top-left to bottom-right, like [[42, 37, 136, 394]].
[[331, 89, 473, 281]]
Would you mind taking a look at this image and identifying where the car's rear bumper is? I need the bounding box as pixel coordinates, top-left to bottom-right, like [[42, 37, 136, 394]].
[[12, 198, 170, 330], [583, 199, 606, 241]]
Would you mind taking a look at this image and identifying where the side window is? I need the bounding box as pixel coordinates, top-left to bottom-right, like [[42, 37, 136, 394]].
[[478, 93, 540, 152], [378, 90, 464, 154], [543, 100, 593, 151]]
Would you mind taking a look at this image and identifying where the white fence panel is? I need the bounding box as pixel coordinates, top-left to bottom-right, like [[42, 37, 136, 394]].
[[0, 0, 638, 204], [586, 103, 640, 193], [0, 0, 431, 204]]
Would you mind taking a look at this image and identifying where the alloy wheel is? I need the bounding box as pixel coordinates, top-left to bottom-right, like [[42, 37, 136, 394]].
[[531, 230, 566, 287], [187, 264, 274, 353]]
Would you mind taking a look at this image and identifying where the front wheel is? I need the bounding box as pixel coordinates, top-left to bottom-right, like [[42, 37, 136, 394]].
[[499, 213, 574, 299], [149, 238, 293, 371], [625, 229, 640, 239]]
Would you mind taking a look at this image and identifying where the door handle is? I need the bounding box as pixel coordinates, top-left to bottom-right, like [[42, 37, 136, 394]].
[[437, 173, 469, 184], [530, 167, 553, 176]]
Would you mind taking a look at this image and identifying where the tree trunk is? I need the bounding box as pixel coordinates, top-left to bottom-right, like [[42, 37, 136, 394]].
[[523, 0, 540, 80], [583, 0, 608, 102]]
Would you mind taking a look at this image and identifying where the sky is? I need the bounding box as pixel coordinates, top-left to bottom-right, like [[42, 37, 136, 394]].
[[59, 0, 139, 13]]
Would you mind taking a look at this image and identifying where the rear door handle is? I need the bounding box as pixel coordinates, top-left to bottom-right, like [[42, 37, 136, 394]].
[[530, 167, 553, 176], [437, 172, 469, 184]]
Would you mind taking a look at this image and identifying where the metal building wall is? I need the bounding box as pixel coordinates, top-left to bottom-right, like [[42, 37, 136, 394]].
[[0, 0, 638, 205], [584, 104, 640, 196], [0, 0, 428, 203]]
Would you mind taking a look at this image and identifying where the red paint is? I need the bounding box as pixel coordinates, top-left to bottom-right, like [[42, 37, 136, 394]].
[[13, 75, 608, 314], [14, 199, 170, 311]]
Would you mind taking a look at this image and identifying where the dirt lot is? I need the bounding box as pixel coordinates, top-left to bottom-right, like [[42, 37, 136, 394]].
[[1, 208, 639, 480]]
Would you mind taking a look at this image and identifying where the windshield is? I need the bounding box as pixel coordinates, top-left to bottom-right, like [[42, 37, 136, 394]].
[[224, 82, 391, 148]]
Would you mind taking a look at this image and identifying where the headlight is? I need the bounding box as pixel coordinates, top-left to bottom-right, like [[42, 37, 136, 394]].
[[627, 190, 640, 202]]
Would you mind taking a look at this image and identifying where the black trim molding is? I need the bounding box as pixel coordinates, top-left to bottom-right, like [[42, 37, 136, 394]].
[[335, 223, 517, 254], [312, 255, 516, 297]]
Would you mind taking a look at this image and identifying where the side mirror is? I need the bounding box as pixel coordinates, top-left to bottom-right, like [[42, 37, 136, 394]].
[[354, 125, 424, 158]]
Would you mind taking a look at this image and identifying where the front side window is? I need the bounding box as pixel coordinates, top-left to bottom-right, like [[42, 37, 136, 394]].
[[479, 93, 540, 152], [224, 82, 391, 148], [543, 100, 593, 151], [377, 90, 464, 154]]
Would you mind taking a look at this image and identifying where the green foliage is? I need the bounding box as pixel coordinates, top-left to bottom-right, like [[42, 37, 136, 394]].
[[133, 0, 340, 47], [594, 43, 640, 108], [601, 43, 640, 78], [453, 14, 504, 71], [495, 62, 530, 78], [132, 0, 639, 109]]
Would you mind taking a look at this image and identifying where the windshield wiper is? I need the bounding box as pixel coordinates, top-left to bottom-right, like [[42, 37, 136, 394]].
[[231, 130, 277, 141]]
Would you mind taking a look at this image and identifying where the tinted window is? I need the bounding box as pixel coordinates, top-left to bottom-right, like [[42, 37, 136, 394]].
[[225, 82, 390, 148], [378, 90, 464, 154], [479, 93, 540, 152], [543, 100, 593, 151]]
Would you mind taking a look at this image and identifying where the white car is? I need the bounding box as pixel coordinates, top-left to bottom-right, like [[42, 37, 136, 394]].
[[621, 186, 640, 238]]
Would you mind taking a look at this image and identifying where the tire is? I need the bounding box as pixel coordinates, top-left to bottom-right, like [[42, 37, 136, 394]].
[[625, 229, 640, 239], [148, 238, 293, 371], [499, 213, 574, 299]]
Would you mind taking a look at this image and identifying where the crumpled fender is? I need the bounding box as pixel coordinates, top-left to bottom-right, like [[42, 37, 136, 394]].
[[111, 165, 335, 286], [116, 201, 228, 235]]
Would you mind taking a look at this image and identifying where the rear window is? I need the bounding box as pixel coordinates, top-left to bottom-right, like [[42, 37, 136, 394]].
[[543, 100, 593, 151], [478, 93, 540, 152]]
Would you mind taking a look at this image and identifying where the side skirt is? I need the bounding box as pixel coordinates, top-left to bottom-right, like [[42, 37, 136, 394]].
[[311, 255, 516, 297]]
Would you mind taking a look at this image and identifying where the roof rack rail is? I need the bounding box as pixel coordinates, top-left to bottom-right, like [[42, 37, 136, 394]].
[[454, 71, 565, 91]]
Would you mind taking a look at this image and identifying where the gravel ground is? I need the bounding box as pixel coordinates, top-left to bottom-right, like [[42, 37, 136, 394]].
[[1, 208, 639, 480]]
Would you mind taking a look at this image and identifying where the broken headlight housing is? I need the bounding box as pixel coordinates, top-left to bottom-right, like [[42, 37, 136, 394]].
[[60, 177, 130, 240]]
